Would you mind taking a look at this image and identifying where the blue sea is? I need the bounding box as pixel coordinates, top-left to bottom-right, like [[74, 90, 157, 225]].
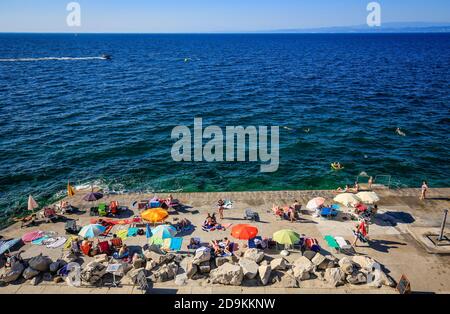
[[0, 33, 449, 222]]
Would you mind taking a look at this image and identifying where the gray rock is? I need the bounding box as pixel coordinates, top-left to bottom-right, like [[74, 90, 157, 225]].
[[209, 263, 243, 286], [293, 265, 311, 281], [80, 261, 107, 285], [149, 262, 178, 283], [0, 262, 25, 283], [270, 258, 288, 271], [243, 248, 265, 263], [239, 258, 259, 279], [324, 268, 345, 287], [198, 261, 211, 274], [127, 268, 146, 284], [145, 259, 158, 272], [192, 247, 211, 265], [132, 258, 145, 269], [346, 272, 367, 285], [368, 269, 396, 288], [31, 274, 42, 286], [352, 256, 377, 271], [302, 250, 317, 260], [258, 265, 271, 286], [293, 256, 314, 272], [215, 256, 233, 267], [49, 260, 67, 273], [42, 272, 53, 281], [279, 270, 298, 288], [339, 257, 355, 275], [23, 267, 40, 280], [175, 273, 188, 286]]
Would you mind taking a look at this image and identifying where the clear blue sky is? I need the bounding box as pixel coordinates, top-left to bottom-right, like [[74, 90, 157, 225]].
[[0, 0, 449, 33]]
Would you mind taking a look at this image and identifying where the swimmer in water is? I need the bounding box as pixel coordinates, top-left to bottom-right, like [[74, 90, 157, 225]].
[[304, 128, 310, 133], [395, 127, 406, 136], [283, 126, 293, 131]]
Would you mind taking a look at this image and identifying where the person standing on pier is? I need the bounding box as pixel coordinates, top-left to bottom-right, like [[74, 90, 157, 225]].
[[420, 181, 428, 200]]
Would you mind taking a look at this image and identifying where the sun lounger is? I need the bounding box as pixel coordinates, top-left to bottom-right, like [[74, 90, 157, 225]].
[[321, 207, 339, 219], [244, 209, 260, 222]]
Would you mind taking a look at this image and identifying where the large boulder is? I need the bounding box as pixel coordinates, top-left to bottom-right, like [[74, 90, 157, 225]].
[[149, 262, 178, 283], [368, 269, 396, 288], [346, 272, 367, 285], [127, 268, 146, 284], [293, 256, 314, 272], [258, 265, 271, 286], [28, 255, 52, 272], [23, 267, 40, 280], [293, 265, 311, 282], [338, 257, 355, 275], [80, 261, 107, 285], [311, 253, 334, 270], [270, 258, 288, 271], [145, 259, 158, 272], [324, 268, 345, 287], [209, 263, 243, 286], [239, 258, 259, 279], [192, 247, 211, 265], [175, 273, 188, 286], [143, 251, 175, 266], [279, 270, 298, 288], [352, 256, 378, 271], [243, 249, 265, 263], [94, 254, 108, 263], [132, 257, 146, 269], [302, 250, 317, 260], [180, 257, 198, 279], [215, 256, 233, 267], [198, 261, 211, 274]]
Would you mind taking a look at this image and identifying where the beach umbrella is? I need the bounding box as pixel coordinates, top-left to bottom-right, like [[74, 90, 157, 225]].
[[141, 208, 169, 223], [151, 224, 177, 239], [0, 238, 23, 255], [306, 197, 325, 210], [273, 229, 301, 245], [145, 224, 153, 239], [356, 191, 380, 204], [83, 192, 103, 202], [22, 230, 44, 243], [231, 224, 258, 240], [28, 195, 38, 211], [333, 193, 361, 207], [78, 224, 106, 238]]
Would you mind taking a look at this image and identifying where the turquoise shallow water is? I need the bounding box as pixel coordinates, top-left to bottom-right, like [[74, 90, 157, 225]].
[[0, 33, 449, 222]]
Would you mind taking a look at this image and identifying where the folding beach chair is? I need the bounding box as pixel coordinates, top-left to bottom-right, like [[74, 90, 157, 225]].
[[244, 209, 260, 222], [324, 235, 352, 253]]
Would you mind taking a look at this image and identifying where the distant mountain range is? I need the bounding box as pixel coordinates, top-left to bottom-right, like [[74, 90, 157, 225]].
[[267, 22, 450, 33]]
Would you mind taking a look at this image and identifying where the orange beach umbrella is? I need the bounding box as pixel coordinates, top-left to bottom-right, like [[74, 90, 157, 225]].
[[231, 224, 258, 240], [141, 208, 169, 223]]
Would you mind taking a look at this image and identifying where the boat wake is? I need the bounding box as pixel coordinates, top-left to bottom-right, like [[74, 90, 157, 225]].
[[0, 56, 107, 62]]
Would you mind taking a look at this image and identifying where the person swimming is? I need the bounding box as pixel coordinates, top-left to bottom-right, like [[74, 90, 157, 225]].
[[304, 128, 310, 133], [331, 162, 343, 170], [396, 127, 406, 136]]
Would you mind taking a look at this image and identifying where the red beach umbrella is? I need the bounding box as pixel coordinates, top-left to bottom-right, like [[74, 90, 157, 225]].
[[231, 224, 258, 240]]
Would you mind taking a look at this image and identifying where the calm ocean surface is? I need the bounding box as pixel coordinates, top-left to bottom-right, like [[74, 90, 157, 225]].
[[0, 33, 449, 221]]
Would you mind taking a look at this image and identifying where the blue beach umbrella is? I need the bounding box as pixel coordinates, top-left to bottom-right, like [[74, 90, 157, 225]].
[[151, 225, 177, 239], [78, 224, 106, 238], [146, 224, 153, 239], [0, 238, 23, 255]]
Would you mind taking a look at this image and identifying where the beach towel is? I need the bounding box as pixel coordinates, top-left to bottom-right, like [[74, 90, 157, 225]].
[[149, 236, 164, 246], [64, 236, 78, 249], [222, 223, 232, 229], [32, 235, 49, 245], [117, 229, 128, 240], [169, 237, 183, 251], [127, 227, 138, 237], [46, 237, 67, 249]]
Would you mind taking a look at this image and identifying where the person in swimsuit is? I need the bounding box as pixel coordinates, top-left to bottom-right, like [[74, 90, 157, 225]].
[[420, 181, 428, 200], [352, 219, 369, 247]]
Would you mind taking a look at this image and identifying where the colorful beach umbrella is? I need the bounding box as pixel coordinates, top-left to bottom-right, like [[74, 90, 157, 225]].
[[28, 195, 38, 211], [306, 197, 325, 210], [356, 191, 380, 204], [333, 193, 361, 207], [273, 229, 300, 245], [83, 192, 103, 202], [231, 224, 258, 240], [151, 224, 177, 239], [0, 238, 22, 255], [141, 208, 169, 223], [78, 224, 106, 238]]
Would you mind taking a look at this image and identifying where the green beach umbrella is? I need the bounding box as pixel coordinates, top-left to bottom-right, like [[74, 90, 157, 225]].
[[273, 229, 301, 245]]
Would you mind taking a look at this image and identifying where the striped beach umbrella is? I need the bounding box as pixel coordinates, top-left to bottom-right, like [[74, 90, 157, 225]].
[[78, 224, 106, 238], [151, 225, 177, 239]]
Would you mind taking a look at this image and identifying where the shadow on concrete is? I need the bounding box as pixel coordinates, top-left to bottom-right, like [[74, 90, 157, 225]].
[[369, 239, 407, 253], [374, 211, 415, 227]]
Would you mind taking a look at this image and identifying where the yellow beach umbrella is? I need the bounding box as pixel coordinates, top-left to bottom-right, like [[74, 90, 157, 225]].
[[356, 191, 380, 204], [333, 193, 361, 207], [141, 208, 169, 223], [273, 229, 300, 245]]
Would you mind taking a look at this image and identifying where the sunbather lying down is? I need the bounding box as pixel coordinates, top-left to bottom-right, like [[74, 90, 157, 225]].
[[173, 218, 192, 231], [201, 213, 225, 231], [210, 238, 234, 256]]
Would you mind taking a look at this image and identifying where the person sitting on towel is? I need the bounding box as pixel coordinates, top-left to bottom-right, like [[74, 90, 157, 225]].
[[110, 234, 123, 249], [118, 244, 129, 258]]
